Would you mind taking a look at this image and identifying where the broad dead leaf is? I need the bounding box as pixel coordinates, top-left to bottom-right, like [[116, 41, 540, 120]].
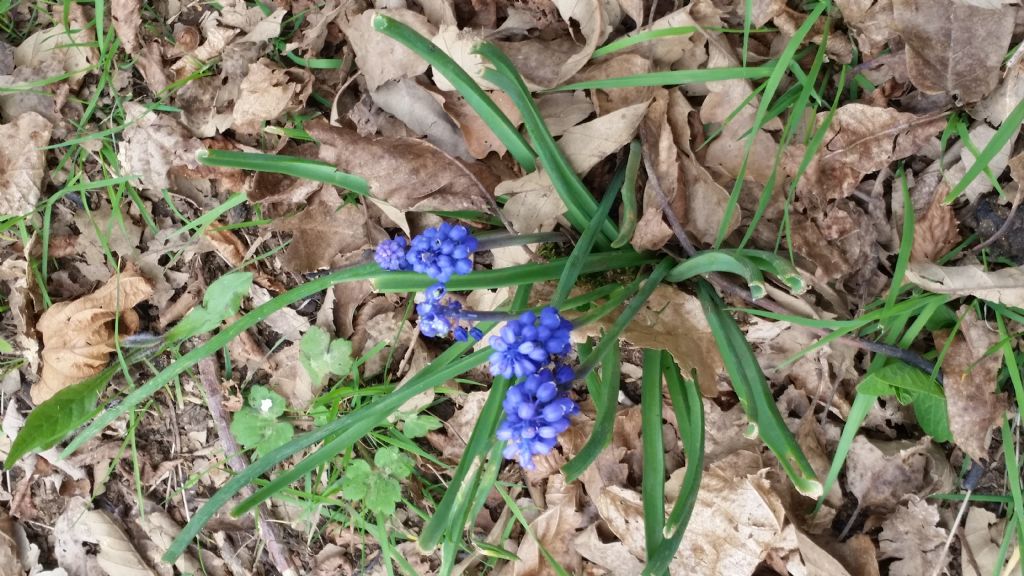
[[934, 307, 1007, 462], [342, 10, 437, 90], [798, 104, 946, 206], [309, 119, 492, 214], [845, 437, 945, 513], [573, 523, 645, 576], [973, 58, 1024, 125], [905, 262, 1024, 309], [574, 285, 724, 396], [942, 122, 1020, 203], [893, 0, 1015, 103], [371, 78, 471, 160], [232, 59, 313, 134], [877, 496, 947, 576], [427, 391, 489, 462], [836, 0, 899, 56], [633, 90, 684, 251], [271, 187, 371, 273], [117, 103, 203, 196], [34, 267, 153, 404], [794, 531, 853, 576], [0, 111, 51, 216], [136, 501, 202, 575], [961, 507, 1005, 576], [442, 90, 521, 159], [111, 0, 141, 55]]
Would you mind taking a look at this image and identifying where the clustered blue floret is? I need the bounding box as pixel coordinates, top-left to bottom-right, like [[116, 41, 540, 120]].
[[497, 367, 579, 470], [376, 223, 578, 470]]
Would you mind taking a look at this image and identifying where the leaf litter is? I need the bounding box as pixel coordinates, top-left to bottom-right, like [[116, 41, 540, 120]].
[[3, 0, 1024, 574]]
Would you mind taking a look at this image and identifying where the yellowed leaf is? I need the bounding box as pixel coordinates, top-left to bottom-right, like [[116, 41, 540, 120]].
[[0, 112, 51, 216], [34, 267, 153, 403], [905, 262, 1024, 308]]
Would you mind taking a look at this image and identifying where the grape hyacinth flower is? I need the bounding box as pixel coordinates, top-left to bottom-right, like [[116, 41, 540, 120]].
[[405, 222, 478, 283], [415, 283, 482, 341], [374, 237, 410, 271], [497, 367, 579, 469], [489, 307, 573, 380]]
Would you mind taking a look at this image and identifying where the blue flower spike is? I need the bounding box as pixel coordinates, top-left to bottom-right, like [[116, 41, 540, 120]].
[[488, 307, 573, 379], [374, 237, 410, 271], [415, 283, 483, 341], [405, 222, 478, 283], [497, 368, 580, 470]]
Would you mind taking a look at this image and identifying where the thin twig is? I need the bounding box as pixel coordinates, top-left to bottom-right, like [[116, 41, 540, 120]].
[[198, 357, 298, 576]]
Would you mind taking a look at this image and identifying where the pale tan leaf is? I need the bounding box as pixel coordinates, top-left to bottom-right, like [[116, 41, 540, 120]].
[[905, 262, 1024, 308], [136, 501, 202, 575], [571, 54, 654, 114], [33, 267, 153, 404], [795, 531, 853, 576], [430, 25, 495, 92], [972, 59, 1024, 125], [0, 112, 51, 216], [81, 510, 158, 576], [836, 0, 898, 56], [111, 0, 141, 54], [536, 92, 595, 137], [961, 507, 1005, 576], [15, 6, 97, 87], [232, 59, 312, 134], [117, 103, 203, 196], [442, 90, 521, 159], [573, 523, 644, 576], [877, 496, 947, 576], [934, 307, 1007, 462], [499, 496, 583, 576], [342, 9, 437, 90], [633, 89, 684, 251], [574, 285, 724, 396], [269, 343, 318, 410], [893, 0, 1015, 103], [845, 437, 942, 513]]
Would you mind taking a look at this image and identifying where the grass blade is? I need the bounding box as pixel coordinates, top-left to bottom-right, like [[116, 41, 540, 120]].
[[197, 149, 369, 195], [697, 280, 821, 497], [554, 67, 771, 91], [611, 139, 642, 249], [945, 96, 1024, 202], [563, 344, 621, 481], [371, 14, 537, 172], [641, 349, 666, 557]]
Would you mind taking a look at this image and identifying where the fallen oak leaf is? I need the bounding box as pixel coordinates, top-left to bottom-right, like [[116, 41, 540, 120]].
[[0, 111, 52, 216], [904, 262, 1024, 308], [33, 266, 153, 404]]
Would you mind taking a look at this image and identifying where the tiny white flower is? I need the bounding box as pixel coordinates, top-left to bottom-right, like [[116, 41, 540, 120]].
[[259, 398, 274, 414]]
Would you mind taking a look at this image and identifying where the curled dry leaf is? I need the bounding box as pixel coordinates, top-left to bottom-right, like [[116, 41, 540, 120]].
[[232, 59, 313, 134], [845, 437, 946, 513], [633, 90, 684, 251], [309, 119, 492, 214], [498, 493, 583, 576], [34, 267, 153, 404], [575, 285, 724, 396], [342, 9, 437, 90], [441, 90, 521, 160], [798, 104, 946, 207], [117, 103, 203, 196], [905, 262, 1024, 308], [893, 0, 1016, 103], [877, 496, 947, 576], [973, 58, 1024, 125], [0, 111, 51, 216], [933, 307, 1007, 462], [573, 523, 644, 576]]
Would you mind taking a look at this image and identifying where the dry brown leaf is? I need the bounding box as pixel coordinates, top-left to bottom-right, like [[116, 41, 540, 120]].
[[232, 59, 313, 134], [34, 267, 153, 404], [574, 285, 724, 396], [271, 188, 370, 273], [934, 307, 1007, 462], [342, 9, 437, 90], [973, 58, 1024, 125], [442, 90, 521, 159], [794, 531, 853, 576], [633, 89, 685, 251], [836, 0, 898, 57], [117, 103, 203, 196], [572, 54, 654, 114], [536, 92, 595, 137], [82, 510, 158, 576], [845, 437, 942, 513], [905, 262, 1024, 308], [962, 507, 1004, 576], [111, 0, 141, 55], [798, 104, 946, 206], [893, 0, 1015, 103], [572, 523, 644, 576], [498, 494, 583, 576], [943, 121, 1020, 203], [371, 78, 471, 160], [430, 25, 495, 92], [0, 111, 51, 216], [911, 186, 960, 262], [15, 6, 97, 88], [136, 501, 202, 575], [426, 391, 489, 462], [877, 496, 947, 576], [269, 343, 318, 410], [284, 0, 345, 58], [309, 119, 491, 214]]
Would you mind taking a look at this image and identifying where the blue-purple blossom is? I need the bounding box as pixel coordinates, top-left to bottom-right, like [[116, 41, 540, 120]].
[[415, 283, 482, 341], [488, 307, 573, 379], [497, 368, 579, 469], [405, 223, 478, 283], [375, 237, 410, 271]]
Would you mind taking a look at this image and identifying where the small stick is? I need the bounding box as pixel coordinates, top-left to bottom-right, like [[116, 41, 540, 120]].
[[198, 357, 298, 576]]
